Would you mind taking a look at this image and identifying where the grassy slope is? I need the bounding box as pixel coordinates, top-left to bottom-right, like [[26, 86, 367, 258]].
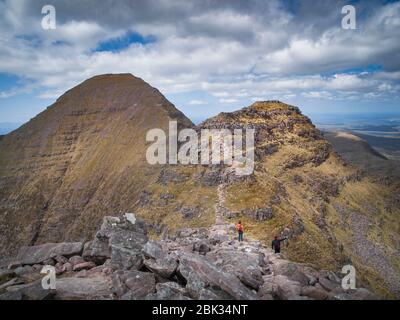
[[134, 101, 400, 298]]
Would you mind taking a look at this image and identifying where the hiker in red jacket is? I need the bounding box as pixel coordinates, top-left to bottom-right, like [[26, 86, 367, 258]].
[[271, 235, 287, 253], [236, 220, 244, 242]]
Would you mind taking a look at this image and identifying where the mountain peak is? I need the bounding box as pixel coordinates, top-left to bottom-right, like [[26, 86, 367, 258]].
[[56, 73, 151, 104], [82, 73, 142, 83], [249, 100, 300, 113], [0, 73, 192, 257]]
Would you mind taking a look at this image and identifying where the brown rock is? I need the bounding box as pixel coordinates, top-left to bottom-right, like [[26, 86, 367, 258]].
[[16, 243, 83, 265], [301, 286, 329, 300], [113, 270, 156, 300], [54, 276, 112, 300], [178, 252, 258, 300], [61, 262, 73, 273], [73, 262, 96, 272], [69, 256, 85, 266]]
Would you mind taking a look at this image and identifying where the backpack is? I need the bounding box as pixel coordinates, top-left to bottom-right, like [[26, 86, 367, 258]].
[[237, 224, 244, 232]]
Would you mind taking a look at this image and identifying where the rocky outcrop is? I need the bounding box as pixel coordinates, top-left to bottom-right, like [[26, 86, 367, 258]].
[[84, 214, 148, 270], [16, 242, 83, 265], [112, 270, 156, 299], [177, 252, 258, 300], [0, 213, 378, 300], [142, 241, 178, 278], [55, 277, 112, 300]]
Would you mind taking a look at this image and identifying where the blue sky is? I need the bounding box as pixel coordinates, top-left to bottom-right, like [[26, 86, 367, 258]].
[[0, 0, 399, 130], [94, 31, 156, 53]]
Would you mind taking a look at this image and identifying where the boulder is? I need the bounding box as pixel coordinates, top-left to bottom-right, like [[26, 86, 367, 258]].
[[193, 240, 212, 255], [82, 241, 93, 260], [20, 271, 43, 284], [0, 278, 24, 291], [112, 270, 156, 299], [199, 288, 226, 300], [142, 241, 166, 260], [318, 277, 340, 292], [177, 252, 258, 300], [142, 241, 178, 278], [301, 286, 329, 300], [144, 258, 177, 279], [73, 262, 96, 272], [53, 255, 68, 264], [111, 245, 144, 270], [32, 264, 43, 271], [19, 282, 56, 300], [152, 282, 189, 300], [259, 293, 274, 300], [6, 281, 55, 300], [7, 261, 22, 270], [206, 248, 264, 290], [14, 265, 34, 276], [258, 276, 278, 298], [61, 262, 73, 273], [111, 271, 128, 297], [274, 275, 302, 300], [239, 266, 263, 290], [319, 270, 341, 284], [272, 260, 309, 286], [55, 276, 112, 300], [43, 258, 55, 266], [17, 242, 83, 265], [86, 215, 148, 270], [69, 256, 85, 266], [85, 237, 111, 264]]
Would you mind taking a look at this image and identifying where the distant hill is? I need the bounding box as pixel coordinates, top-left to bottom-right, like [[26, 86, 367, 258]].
[[324, 131, 400, 179], [351, 131, 400, 160]]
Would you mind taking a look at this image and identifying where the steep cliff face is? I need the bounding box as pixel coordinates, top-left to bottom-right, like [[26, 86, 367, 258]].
[[0, 74, 193, 257]]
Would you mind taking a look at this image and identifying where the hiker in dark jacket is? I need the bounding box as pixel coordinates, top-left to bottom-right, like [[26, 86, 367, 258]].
[[271, 235, 287, 253]]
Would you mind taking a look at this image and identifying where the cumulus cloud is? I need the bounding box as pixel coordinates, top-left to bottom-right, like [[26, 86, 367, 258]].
[[0, 0, 398, 109], [189, 99, 208, 105], [219, 98, 239, 104]]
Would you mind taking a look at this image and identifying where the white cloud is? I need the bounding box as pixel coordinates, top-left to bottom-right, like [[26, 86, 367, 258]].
[[219, 98, 238, 104], [189, 99, 208, 105], [0, 0, 398, 111], [302, 91, 333, 99]]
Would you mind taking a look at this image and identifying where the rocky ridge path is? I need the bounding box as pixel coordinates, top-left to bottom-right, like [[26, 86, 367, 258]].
[[0, 213, 378, 300], [210, 183, 231, 238]]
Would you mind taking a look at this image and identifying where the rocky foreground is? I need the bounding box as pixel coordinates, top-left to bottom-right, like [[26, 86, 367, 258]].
[[0, 213, 377, 300]]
